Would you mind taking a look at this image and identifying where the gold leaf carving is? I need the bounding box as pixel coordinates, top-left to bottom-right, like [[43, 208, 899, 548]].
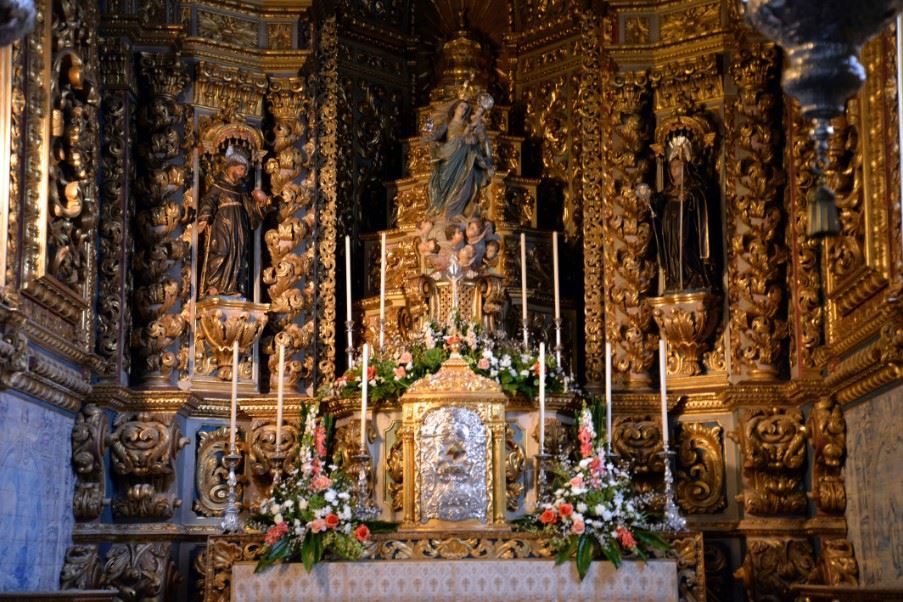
[[71, 403, 108, 521], [676, 422, 726, 514], [734, 538, 814, 601], [807, 397, 847, 514], [193, 427, 244, 518]]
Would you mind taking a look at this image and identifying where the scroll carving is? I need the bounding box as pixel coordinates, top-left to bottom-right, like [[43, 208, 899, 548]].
[[130, 53, 190, 382], [71, 403, 108, 521], [726, 42, 788, 379], [676, 422, 726, 514], [613, 415, 664, 496], [807, 397, 847, 514], [601, 71, 656, 387], [197, 537, 264, 602], [735, 407, 807, 515], [109, 411, 190, 519], [248, 418, 299, 481], [808, 538, 859, 586], [386, 435, 404, 511], [734, 538, 815, 601], [193, 427, 244, 518], [60, 545, 102, 590], [102, 543, 179, 602]]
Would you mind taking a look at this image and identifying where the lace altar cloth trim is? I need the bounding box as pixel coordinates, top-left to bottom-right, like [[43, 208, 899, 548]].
[[232, 558, 678, 602]]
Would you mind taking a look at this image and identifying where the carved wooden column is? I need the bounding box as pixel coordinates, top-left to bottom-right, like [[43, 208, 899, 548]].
[[96, 37, 135, 385], [601, 71, 656, 388], [726, 41, 789, 381], [579, 8, 606, 391], [263, 78, 317, 390], [130, 52, 190, 386]]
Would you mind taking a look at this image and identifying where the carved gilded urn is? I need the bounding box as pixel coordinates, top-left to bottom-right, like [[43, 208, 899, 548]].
[[195, 296, 269, 382], [649, 291, 720, 377]]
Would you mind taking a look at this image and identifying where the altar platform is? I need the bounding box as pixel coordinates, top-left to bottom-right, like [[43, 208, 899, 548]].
[[231, 558, 678, 602]]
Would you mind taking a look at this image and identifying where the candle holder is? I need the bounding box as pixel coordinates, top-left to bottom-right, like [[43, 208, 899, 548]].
[[521, 317, 530, 349], [269, 451, 287, 487], [345, 319, 355, 367], [553, 317, 563, 367], [534, 453, 554, 507], [350, 452, 380, 521], [657, 449, 686, 532], [221, 451, 244, 533], [377, 318, 386, 351]]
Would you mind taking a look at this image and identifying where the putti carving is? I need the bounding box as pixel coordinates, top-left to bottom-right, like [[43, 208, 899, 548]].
[[578, 10, 606, 389], [193, 427, 244, 518], [807, 397, 847, 514], [109, 411, 190, 519], [734, 538, 815, 601], [71, 403, 108, 521], [48, 0, 100, 297], [735, 407, 807, 515], [96, 38, 133, 378], [263, 77, 317, 388], [60, 545, 102, 590], [808, 538, 859, 586], [726, 42, 789, 379], [505, 424, 525, 511], [601, 71, 656, 387], [676, 422, 726, 514], [130, 52, 190, 383], [613, 415, 664, 496], [102, 543, 179, 602]]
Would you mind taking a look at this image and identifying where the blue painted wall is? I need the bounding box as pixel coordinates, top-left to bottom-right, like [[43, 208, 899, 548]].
[[0, 392, 74, 592]]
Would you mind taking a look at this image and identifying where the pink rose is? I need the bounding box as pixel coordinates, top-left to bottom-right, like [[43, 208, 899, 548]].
[[571, 519, 586, 535], [616, 526, 636, 549], [569, 475, 584, 489], [264, 522, 289, 545], [478, 358, 490, 370], [310, 518, 327, 533], [394, 366, 407, 379], [310, 474, 332, 492], [539, 509, 557, 525], [559, 503, 574, 518], [589, 457, 603, 475], [399, 351, 413, 365]]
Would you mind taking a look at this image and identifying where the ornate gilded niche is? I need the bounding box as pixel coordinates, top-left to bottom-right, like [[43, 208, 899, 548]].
[[189, 109, 270, 392]]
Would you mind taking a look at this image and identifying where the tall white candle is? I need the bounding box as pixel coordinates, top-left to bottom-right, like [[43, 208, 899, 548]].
[[360, 343, 370, 452], [379, 232, 387, 350], [605, 340, 613, 454], [520, 233, 528, 347], [659, 338, 669, 450], [275, 342, 285, 453], [539, 342, 546, 454], [230, 340, 239, 452], [345, 235, 353, 366], [552, 232, 560, 320]]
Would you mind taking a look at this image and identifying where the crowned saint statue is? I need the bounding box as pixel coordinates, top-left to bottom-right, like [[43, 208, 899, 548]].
[[197, 146, 270, 298], [638, 134, 712, 292]]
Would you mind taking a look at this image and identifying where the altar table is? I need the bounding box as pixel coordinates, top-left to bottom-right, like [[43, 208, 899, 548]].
[[231, 558, 678, 602]]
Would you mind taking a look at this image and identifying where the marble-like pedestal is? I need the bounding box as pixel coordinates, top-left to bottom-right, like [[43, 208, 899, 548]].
[[231, 558, 678, 602]]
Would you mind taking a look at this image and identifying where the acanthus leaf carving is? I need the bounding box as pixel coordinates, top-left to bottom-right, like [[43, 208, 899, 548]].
[[676, 422, 727, 514], [807, 397, 847, 514], [71, 403, 108, 521]]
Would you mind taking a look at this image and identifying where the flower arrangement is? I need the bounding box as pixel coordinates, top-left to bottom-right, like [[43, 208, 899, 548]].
[[320, 316, 567, 402], [250, 404, 394, 573], [516, 402, 669, 579]]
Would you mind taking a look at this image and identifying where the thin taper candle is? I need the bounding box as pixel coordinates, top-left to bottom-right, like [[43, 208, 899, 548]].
[[345, 235, 353, 366], [605, 341, 613, 453], [230, 340, 238, 452], [659, 338, 669, 450], [552, 232, 560, 320], [275, 342, 285, 452], [520, 233, 528, 346], [360, 343, 370, 452], [379, 233, 387, 349], [539, 342, 546, 454]]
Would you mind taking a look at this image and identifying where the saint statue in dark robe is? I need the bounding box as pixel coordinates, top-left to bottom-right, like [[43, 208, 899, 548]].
[[197, 147, 269, 298], [426, 95, 494, 220], [639, 135, 712, 292]]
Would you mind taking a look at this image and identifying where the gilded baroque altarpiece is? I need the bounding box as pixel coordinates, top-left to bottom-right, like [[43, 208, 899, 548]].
[[0, 0, 898, 600]]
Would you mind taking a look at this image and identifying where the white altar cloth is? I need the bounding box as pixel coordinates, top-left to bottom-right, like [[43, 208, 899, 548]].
[[231, 558, 678, 602]]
